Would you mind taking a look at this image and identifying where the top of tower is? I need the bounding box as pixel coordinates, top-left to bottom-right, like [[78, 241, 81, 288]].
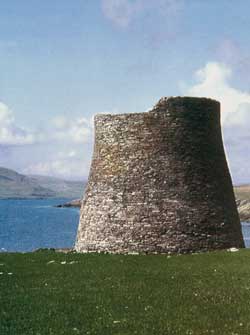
[[149, 96, 220, 113], [95, 96, 220, 119]]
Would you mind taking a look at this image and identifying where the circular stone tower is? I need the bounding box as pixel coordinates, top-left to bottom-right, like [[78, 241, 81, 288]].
[[75, 97, 244, 254]]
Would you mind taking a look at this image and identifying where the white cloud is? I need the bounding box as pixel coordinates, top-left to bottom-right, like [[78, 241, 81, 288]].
[[0, 102, 35, 145], [102, 0, 142, 28], [0, 101, 93, 147], [24, 150, 90, 180], [185, 62, 250, 127], [102, 0, 183, 28], [52, 115, 69, 129], [51, 116, 93, 144], [25, 160, 76, 179], [0, 102, 94, 179]]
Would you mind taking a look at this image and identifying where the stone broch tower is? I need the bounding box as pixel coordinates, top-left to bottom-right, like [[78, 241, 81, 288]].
[[75, 97, 244, 253]]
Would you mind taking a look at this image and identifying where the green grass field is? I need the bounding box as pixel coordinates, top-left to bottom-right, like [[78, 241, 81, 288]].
[[1, 250, 250, 335]]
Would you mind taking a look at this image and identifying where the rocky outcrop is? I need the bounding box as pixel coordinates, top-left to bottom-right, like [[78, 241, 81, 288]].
[[236, 199, 250, 222], [56, 199, 81, 208], [234, 185, 250, 222]]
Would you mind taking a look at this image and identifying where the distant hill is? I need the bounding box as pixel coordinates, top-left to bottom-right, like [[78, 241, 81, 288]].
[[0, 167, 85, 199], [28, 175, 85, 199]]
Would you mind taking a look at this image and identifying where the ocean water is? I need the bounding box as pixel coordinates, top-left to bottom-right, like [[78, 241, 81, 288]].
[[0, 198, 80, 252], [0, 198, 249, 252], [241, 223, 250, 248]]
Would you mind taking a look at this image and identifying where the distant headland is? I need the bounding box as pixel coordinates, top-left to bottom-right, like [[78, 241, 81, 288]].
[[0, 167, 85, 199]]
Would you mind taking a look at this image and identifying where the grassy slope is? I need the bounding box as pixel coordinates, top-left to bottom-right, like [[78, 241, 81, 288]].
[[1, 251, 250, 335], [234, 185, 250, 201]]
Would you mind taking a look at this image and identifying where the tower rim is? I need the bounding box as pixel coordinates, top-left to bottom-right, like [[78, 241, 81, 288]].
[[95, 96, 220, 119]]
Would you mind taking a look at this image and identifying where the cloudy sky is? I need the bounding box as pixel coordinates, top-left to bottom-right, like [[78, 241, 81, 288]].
[[0, 1, 250, 184]]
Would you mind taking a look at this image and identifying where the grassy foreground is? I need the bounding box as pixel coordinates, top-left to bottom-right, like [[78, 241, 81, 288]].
[[1, 250, 250, 335]]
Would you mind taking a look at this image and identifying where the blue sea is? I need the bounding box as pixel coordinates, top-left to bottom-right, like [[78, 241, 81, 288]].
[[0, 198, 80, 252], [0, 198, 249, 252]]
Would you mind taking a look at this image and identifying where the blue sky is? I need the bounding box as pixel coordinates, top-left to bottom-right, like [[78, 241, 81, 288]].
[[0, 0, 250, 183]]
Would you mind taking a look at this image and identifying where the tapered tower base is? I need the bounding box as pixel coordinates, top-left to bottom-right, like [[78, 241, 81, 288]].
[[75, 97, 244, 254]]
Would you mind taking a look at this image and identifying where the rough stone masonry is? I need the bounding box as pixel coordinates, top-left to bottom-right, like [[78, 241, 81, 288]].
[[75, 96, 245, 254]]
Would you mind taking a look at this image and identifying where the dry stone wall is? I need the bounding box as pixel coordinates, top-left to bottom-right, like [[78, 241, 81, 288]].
[[75, 97, 245, 254]]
